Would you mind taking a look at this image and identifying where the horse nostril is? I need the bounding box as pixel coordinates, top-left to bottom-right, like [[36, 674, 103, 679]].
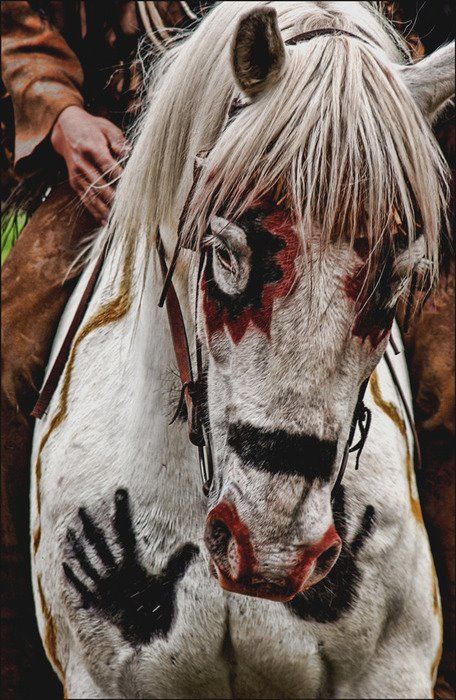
[[313, 542, 341, 578], [207, 518, 232, 560], [205, 501, 256, 582]]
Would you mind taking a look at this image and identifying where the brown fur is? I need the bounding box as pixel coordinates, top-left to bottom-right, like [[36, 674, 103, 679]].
[[400, 265, 455, 694]]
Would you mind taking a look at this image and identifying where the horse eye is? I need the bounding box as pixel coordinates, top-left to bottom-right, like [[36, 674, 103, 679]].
[[215, 246, 233, 272]]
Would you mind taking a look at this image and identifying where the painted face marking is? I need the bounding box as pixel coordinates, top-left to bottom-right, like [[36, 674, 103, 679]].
[[287, 485, 376, 622], [202, 203, 300, 343], [63, 489, 199, 646], [344, 250, 396, 349], [228, 422, 337, 482]]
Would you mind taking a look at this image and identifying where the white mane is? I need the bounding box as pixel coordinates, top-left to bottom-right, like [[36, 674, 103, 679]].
[[103, 1, 448, 284]]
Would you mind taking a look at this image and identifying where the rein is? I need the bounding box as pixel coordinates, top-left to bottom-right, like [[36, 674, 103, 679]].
[[31, 243, 108, 419], [31, 26, 420, 498]]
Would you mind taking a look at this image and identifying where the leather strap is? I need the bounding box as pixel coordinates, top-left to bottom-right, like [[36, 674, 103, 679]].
[[332, 376, 371, 494], [156, 233, 201, 444], [31, 243, 108, 419], [158, 154, 207, 308], [286, 27, 369, 46], [332, 341, 422, 494], [157, 232, 213, 494]]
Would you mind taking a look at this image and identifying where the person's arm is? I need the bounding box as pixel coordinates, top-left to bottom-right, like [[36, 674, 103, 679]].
[[2, 2, 127, 223], [50, 106, 126, 224], [1, 1, 84, 176]]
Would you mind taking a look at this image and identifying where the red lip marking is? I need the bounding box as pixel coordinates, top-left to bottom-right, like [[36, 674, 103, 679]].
[[287, 524, 342, 592], [205, 500, 257, 582]]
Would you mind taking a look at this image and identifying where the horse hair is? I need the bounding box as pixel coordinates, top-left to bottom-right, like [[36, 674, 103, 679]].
[[96, 1, 449, 290]]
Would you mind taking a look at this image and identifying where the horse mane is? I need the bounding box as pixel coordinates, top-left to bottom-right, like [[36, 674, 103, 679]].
[[101, 1, 448, 288]]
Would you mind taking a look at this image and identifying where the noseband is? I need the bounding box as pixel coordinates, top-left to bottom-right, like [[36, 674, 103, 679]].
[[32, 27, 420, 499]]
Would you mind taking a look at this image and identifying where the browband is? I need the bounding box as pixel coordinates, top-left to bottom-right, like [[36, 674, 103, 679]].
[[285, 27, 369, 46]]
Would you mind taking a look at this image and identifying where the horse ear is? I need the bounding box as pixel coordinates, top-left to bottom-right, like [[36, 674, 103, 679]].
[[231, 7, 286, 99], [399, 42, 455, 123]]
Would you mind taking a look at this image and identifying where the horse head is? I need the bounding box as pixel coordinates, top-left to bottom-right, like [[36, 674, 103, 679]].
[[180, 7, 453, 600], [108, 3, 453, 602]]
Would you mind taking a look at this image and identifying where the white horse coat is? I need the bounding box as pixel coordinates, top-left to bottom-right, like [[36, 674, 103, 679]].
[[31, 241, 441, 699], [31, 2, 454, 698]]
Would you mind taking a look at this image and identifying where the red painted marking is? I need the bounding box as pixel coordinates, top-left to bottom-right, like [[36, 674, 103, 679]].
[[206, 500, 257, 581], [344, 255, 394, 349], [288, 524, 341, 592], [202, 205, 300, 344], [206, 505, 341, 601]]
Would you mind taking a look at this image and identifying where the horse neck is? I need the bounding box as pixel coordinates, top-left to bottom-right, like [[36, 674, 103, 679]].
[[109, 229, 206, 527]]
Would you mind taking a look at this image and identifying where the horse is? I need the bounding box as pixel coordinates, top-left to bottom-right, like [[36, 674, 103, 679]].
[[30, 2, 455, 697]]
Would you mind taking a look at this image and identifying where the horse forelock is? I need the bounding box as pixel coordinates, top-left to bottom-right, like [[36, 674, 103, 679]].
[[183, 54, 446, 287], [98, 1, 448, 301]]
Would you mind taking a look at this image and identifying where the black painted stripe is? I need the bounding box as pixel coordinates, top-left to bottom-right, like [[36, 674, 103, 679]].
[[227, 422, 337, 481]]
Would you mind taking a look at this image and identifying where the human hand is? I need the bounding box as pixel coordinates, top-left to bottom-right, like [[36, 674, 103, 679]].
[[51, 105, 129, 224]]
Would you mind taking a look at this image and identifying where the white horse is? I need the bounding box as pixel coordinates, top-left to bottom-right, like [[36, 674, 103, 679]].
[[31, 2, 454, 698]]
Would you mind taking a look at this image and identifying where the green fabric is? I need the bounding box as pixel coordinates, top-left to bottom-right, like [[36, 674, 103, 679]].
[[1, 211, 28, 265]]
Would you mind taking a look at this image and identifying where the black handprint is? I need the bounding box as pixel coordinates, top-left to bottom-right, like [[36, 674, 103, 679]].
[[63, 489, 198, 646], [287, 486, 376, 623]]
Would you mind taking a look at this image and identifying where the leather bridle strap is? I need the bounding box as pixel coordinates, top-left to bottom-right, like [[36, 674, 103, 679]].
[[285, 27, 409, 61], [286, 27, 370, 47], [158, 154, 207, 308], [332, 377, 372, 494], [31, 241, 108, 419], [156, 233, 199, 444], [332, 342, 422, 495], [156, 232, 214, 494]]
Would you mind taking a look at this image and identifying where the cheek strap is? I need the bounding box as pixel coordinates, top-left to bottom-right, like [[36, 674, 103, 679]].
[[157, 231, 213, 495], [332, 377, 372, 496]]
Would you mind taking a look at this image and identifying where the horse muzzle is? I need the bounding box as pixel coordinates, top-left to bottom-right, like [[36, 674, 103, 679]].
[[204, 500, 342, 601]]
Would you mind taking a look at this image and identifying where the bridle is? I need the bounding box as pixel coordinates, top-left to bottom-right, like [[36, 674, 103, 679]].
[[32, 27, 420, 499], [156, 232, 213, 495], [152, 27, 380, 497], [154, 208, 373, 500]]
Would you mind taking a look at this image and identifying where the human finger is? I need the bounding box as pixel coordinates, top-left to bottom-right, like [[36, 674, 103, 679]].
[[78, 182, 110, 224], [68, 169, 105, 222], [100, 120, 129, 158], [79, 163, 117, 209], [92, 153, 124, 188], [82, 193, 110, 224]]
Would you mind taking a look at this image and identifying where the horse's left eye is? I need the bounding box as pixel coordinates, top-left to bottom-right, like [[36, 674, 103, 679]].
[[215, 246, 233, 273]]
